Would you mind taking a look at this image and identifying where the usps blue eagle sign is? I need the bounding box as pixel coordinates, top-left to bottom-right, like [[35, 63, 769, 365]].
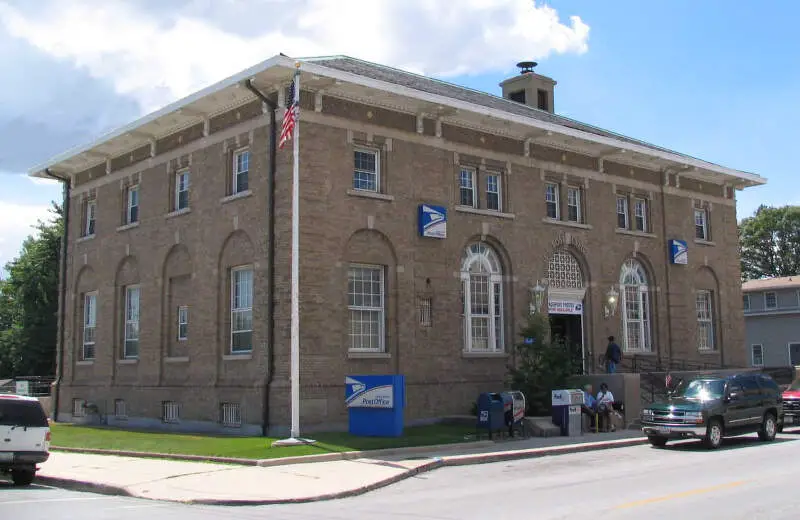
[[418, 204, 447, 239], [669, 239, 688, 265], [345, 376, 394, 408]]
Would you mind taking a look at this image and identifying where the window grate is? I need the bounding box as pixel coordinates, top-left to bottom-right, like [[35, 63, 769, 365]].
[[114, 399, 127, 419], [162, 401, 180, 423], [220, 402, 242, 427], [418, 297, 432, 327], [546, 249, 584, 289], [72, 398, 85, 417]]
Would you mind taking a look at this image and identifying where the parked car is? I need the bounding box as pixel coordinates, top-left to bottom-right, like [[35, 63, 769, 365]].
[[640, 372, 783, 449], [780, 378, 800, 431], [0, 394, 51, 486]]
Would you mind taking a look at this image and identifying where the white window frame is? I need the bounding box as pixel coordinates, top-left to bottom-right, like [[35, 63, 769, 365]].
[[177, 305, 188, 341], [696, 289, 715, 351], [751, 344, 764, 367], [567, 186, 582, 223], [458, 167, 476, 207], [85, 200, 96, 236], [486, 172, 501, 211], [634, 198, 647, 232], [233, 148, 249, 194], [82, 291, 97, 360], [743, 293, 751, 311], [353, 148, 380, 193], [114, 399, 127, 419], [123, 285, 140, 359], [694, 208, 708, 240], [230, 266, 253, 353], [347, 264, 385, 352], [620, 259, 652, 353], [126, 185, 139, 224], [72, 399, 86, 417], [545, 183, 559, 220], [175, 169, 190, 210], [461, 243, 504, 353], [616, 196, 629, 229], [765, 291, 777, 310]]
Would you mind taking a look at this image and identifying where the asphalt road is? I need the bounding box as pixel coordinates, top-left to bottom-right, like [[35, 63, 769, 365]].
[[4, 431, 800, 519]]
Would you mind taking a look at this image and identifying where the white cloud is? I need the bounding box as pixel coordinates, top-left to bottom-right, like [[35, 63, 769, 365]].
[[0, 0, 589, 113], [0, 200, 53, 271]]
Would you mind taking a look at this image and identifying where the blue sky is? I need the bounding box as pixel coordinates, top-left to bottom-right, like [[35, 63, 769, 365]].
[[0, 0, 796, 275]]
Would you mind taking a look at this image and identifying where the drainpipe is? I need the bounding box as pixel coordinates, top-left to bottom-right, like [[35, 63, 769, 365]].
[[43, 168, 70, 422], [659, 172, 673, 371], [244, 79, 278, 436]]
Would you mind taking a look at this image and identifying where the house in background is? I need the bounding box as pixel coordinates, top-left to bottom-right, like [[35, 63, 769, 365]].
[[743, 276, 800, 368]]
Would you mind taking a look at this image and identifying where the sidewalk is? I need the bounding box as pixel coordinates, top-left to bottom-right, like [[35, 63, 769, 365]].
[[34, 430, 647, 505]]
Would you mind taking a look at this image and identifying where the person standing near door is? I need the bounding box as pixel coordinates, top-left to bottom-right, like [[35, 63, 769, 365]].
[[604, 336, 622, 373]]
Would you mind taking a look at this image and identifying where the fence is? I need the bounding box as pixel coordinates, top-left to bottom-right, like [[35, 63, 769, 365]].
[[0, 376, 55, 397]]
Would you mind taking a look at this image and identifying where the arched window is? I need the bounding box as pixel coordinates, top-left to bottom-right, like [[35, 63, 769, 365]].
[[546, 249, 584, 288], [619, 259, 652, 352], [461, 243, 504, 352]]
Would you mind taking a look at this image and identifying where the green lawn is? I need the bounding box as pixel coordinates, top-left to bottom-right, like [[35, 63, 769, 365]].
[[49, 423, 477, 460]]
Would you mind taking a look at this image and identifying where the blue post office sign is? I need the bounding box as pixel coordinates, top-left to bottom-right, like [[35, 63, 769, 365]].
[[668, 239, 688, 265], [345, 376, 394, 408], [418, 204, 447, 239], [345, 375, 406, 437]]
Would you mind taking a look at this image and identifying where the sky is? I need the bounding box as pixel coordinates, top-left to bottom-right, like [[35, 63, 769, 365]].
[[0, 0, 797, 275]]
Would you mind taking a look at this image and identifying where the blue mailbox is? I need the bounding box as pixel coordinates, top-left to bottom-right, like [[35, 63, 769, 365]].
[[476, 392, 506, 437], [345, 374, 405, 437]]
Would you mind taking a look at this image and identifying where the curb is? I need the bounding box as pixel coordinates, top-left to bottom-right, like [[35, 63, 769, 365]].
[[39, 436, 647, 506]]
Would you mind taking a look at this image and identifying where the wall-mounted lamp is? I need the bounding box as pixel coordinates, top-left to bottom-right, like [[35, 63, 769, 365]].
[[529, 280, 546, 315], [604, 285, 619, 318]]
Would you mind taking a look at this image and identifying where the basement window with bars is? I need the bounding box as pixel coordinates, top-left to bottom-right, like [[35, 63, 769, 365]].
[[114, 399, 127, 419], [162, 401, 180, 423], [220, 402, 242, 428], [72, 399, 86, 417]]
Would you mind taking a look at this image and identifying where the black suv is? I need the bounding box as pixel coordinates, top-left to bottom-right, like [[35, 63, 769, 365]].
[[640, 372, 784, 449]]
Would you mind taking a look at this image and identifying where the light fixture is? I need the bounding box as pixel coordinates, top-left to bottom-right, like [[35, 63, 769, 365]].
[[530, 280, 546, 315], [604, 285, 619, 318]]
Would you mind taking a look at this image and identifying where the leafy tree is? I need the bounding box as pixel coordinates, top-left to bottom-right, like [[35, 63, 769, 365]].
[[507, 311, 576, 416], [739, 205, 800, 281], [0, 202, 62, 377]]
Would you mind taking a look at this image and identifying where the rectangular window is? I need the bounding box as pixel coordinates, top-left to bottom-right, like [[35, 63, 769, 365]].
[[220, 402, 242, 428], [72, 399, 85, 418], [616, 196, 629, 229], [418, 297, 432, 327], [82, 292, 97, 360], [126, 185, 139, 224], [459, 167, 476, 207], [233, 149, 249, 194], [353, 149, 379, 192], [230, 266, 253, 353], [545, 183, 559, 219], [765, 291, 777, 309], [348, 264, 385, 352], [696, 290, 715, 351], [567, 187, 581, 223], [85, 200, 96, 236], [124, 286, 140, 358], [634, 198, 647, 232], [694, 208, 708, 240], [486, 173, 501, 211], [162, 401, 180, 423], [177, 305, 188, 341], [743, 294, 751, 311], [537, 89, 549, 110], [114, 399, 127, 419], [175, 170, 189, 210], [751, 344, 764, 367]]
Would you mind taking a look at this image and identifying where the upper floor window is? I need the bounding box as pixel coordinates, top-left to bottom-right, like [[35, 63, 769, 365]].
[[545, 183, 559, 219], [634, 198, 648, 232], [84, 200, 96, 236], [233, 149, 249, 194], [486, 173, 501, 211], [765, 291, 777, 309], [459, 167, 476, 207], [694, 208, 708, 240], [353, 149, 379, 192], [743, 294, 751, 311], [126, 185, 139, 224], [567, 186, 582, 223], [175, 170, 190, 210]]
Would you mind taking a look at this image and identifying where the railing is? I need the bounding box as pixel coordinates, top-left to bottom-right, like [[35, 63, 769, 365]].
[[0, 376, 55, 397]]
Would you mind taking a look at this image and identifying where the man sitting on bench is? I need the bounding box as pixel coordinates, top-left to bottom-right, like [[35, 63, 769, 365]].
[[596, 382, 615, 432]]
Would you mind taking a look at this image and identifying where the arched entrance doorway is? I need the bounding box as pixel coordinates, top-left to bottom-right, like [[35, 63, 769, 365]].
[[546, 249, 587, 374]]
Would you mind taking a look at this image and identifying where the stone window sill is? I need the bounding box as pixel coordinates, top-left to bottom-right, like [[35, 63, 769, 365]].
[[75, 360, 94, 366], [221, 190, 252, 204], [541, 218, 592, 230], [166, 208, 191, 219], [117, 358, 138, 365], [76, 234, 95, 243], [348, 351, 391, 359], [462, 351, 508, 359], [455, 206, 515, 220], [117, 222, 140, 232], [164, 356, 190, 363], [346, 189, 395, 202], [616, 229, 657, 239], [223, 353, 252, 360], [694, 239, 716, 247], [698, 350, 720, 355]]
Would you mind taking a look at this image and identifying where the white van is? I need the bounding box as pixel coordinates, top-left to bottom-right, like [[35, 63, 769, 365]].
[[0, 394, 51, 486]]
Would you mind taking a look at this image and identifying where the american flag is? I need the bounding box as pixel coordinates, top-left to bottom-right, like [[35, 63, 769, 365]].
[[279, 79, 298, 149]]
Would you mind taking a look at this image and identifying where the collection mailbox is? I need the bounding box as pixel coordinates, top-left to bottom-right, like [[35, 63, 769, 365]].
[[551, 388, 584, 437], [477, 390, 527, 438]]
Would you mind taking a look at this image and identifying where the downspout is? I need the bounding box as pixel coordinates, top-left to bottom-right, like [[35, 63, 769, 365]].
[[659, 171, 673, 371], [244, 79, 278, 436], [43, 168, 69, 422]]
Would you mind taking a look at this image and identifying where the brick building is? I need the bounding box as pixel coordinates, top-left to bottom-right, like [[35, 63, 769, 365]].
[[29, 55, 765, 435]]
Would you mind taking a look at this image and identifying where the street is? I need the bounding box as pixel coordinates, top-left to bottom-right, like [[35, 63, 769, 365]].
[[3, 431, 800, 519]]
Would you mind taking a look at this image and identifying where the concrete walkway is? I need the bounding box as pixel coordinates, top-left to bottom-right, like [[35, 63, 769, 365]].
[[34, 430, 647, 505]]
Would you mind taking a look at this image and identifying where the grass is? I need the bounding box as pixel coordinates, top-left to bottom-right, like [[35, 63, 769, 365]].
[[49, 423, 477, 460]]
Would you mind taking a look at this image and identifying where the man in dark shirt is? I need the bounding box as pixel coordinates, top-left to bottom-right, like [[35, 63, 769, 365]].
[[604, 336, 622, 373]]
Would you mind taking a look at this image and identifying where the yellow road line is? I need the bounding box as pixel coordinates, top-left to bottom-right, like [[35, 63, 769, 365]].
[[615, 481, 747, 509]]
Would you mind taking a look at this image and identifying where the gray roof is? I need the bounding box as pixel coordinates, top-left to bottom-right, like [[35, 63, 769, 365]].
[[304, 56, 700, 161]]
